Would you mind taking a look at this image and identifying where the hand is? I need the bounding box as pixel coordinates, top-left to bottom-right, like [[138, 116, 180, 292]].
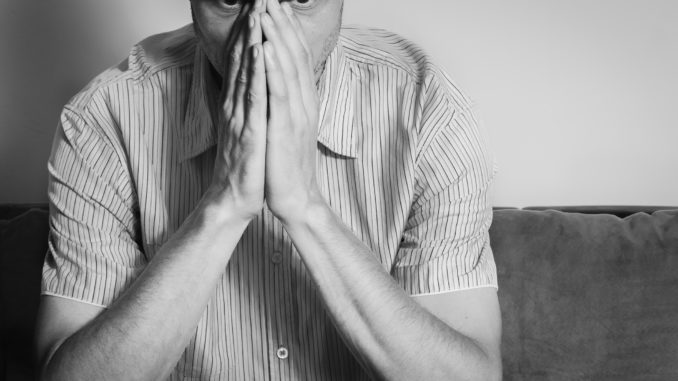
[[260, 0, 323, 223], [207, 2, 266, 221]]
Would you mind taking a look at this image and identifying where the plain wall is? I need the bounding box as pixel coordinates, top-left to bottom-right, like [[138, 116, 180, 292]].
[[1, 0, 676, 207]]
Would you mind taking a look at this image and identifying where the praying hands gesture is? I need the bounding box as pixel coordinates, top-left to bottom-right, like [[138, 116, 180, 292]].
[[210, 0, 321, 224], [261, 0, 322, 223], [37, 1, 501, 380], [209, 2, 502, 380]]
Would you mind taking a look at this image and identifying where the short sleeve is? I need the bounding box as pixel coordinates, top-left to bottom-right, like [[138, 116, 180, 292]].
[[42, 106, 146, 307], [391, 78, 498, 295]]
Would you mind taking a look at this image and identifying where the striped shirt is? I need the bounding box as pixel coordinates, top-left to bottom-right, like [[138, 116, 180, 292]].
[[43, 24, 497, 380]]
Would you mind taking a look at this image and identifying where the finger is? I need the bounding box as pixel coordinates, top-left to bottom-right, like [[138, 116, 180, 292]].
[[242, 43, 266, 141], [260, 12, 298, 80], [280, 2, 313, 71], [231, 14, 257, 133], [221, 3, 255, 109], [262, 2, 314, 110], [263, 41, 291, 124], [265, 0, 313, 79], [260, 13, 304, 110], [222, 20, 248, 118], [248, 0, 264, 47], [279, 3, 318, 109]]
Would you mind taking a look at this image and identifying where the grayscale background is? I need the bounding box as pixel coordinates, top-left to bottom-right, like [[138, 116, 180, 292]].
[[1, 0, 676, 206]]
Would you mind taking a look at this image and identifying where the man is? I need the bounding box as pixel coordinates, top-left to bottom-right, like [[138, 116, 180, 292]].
[[36, 0, 502, 379]]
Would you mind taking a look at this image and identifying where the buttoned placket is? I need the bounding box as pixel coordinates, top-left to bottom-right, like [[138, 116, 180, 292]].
[[262, 205, 293, 378]]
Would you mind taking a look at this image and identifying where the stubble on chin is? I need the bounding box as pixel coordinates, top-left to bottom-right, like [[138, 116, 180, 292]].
[[313, 20, 342, 88], [313, 0, 343, 84]]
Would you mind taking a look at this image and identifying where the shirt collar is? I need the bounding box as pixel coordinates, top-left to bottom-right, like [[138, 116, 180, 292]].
[[316, 39, 358, 158], [179, 47, 216, 162], [180, 36, 357, 162]]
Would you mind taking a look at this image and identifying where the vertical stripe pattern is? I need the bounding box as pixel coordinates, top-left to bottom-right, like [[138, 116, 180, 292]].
[[42, 24, 497, 380]]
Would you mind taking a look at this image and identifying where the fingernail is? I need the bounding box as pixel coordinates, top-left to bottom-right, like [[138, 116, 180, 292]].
[[252, 45, 259, 59], [264, 43, 275, 64], [248, 14, 255, 28]]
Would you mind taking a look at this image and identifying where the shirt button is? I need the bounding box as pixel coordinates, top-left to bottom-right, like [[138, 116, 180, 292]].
[[271, 251, 283, 264], [276, 346, 289, 360]]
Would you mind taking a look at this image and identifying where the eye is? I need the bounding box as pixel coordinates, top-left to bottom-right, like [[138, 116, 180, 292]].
[[285, 0, 317, 10], [220, 0, 243, 8]]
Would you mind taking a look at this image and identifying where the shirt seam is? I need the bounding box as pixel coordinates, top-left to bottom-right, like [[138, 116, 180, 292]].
[[409, 284, 499, 297], [410, 155, 496, 216], [41, 291, 110, 309], [340, 25, 429, 82], [66, 62, 192, 118], [58, 106, 138, 210]]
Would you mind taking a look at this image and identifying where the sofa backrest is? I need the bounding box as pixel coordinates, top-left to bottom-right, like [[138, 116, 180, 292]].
[[491, 209, 678, 380], [1, 206, 677, 380], [0, 208, 49, 380]]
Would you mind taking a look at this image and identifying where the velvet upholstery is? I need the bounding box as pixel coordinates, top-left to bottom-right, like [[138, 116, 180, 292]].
[[1, 207, 677, 380], [492, 209, 678, 380], [0, 209, 49, 381]]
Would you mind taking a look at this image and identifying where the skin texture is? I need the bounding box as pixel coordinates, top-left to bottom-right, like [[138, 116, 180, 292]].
[[35, 1, 502, 380], [191, 0, 343, 83], [253, 4, 502, 379]]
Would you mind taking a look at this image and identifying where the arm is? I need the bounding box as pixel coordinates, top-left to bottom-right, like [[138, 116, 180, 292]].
[[280, 202, 501, 381], [260, 2, 501, 379], [38, 194, 251, 381], [37, 6, 267, 380]]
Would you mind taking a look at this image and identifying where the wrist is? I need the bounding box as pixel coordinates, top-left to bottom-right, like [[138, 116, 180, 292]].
[[199, 185, 259, 227], [278, 188, 329, 229]]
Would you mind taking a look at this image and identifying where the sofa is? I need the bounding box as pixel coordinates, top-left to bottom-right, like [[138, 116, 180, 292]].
[[1, 204, 677, 380]]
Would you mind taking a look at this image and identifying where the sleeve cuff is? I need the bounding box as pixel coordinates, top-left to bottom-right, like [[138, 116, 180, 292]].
[[392, 242, 498, 296]]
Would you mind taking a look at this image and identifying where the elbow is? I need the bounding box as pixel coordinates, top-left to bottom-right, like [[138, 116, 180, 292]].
[[425, 353, 502, 381], [486, 365, 503, 381], [455, 361, 501, 381], [475, 337, 502, 381], [459, 348, 503, 381], [39, 344, 71, 381], [480, 353, 503, 381], [37, 339, 68, 381]]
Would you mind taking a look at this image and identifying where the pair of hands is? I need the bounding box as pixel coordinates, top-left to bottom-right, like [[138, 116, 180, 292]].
[[210, 0, 322, 224]]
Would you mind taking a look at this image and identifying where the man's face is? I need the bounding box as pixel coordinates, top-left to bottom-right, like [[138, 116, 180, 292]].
[[191, 0, 343, 82]]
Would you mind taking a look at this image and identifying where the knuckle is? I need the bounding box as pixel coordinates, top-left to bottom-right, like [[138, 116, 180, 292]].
[[273, 89, 289, 102], [237, 72, 248, 85], [247, 91, 258, 107], [222, 98, 233, 110], [299, 48, 311, 64], [230, 49, 242, 63], [239, 125, 255, 142], [221, 100, 233, 116], [290, 66, 299, 80], [234, 115, 245, 127], [265, 61, 278, 75], [230, 112, 244, 127]]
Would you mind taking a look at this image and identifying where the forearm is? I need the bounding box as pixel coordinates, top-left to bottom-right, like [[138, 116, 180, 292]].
[[281, 200, 498, 381], [43, 189, 251, 381]]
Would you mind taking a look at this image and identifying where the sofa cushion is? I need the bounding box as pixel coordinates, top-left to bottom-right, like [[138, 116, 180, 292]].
[[2, 206, 677, 380], [491, 209, 678, 380], [0, 209, 49, 381]]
